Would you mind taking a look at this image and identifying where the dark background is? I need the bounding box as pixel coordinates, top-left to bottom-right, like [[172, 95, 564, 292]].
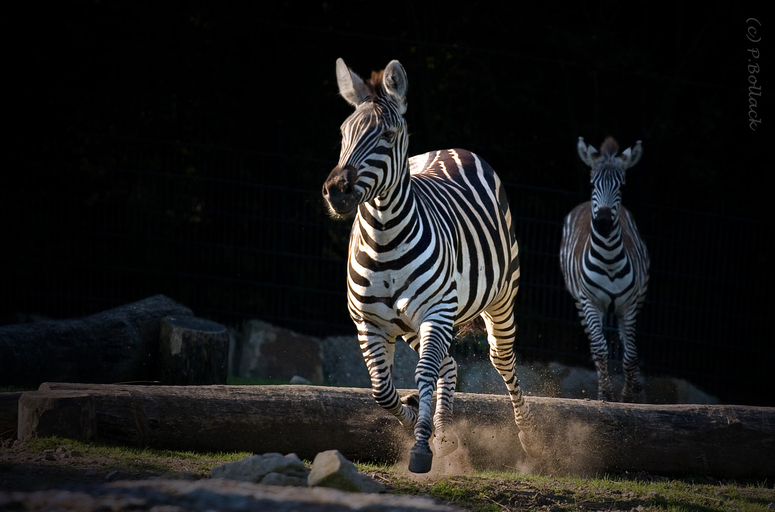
[[4, 2, 772, 405]]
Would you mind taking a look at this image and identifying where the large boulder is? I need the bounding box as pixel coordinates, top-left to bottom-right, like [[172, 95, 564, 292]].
[[234, 320, 324, 384], [319, 335, 418, 389], [0, 295, 192, 386], [232, 321, 418, 388]]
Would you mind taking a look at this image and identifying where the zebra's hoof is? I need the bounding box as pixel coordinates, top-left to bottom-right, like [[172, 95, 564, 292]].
[[433, 429, 459, 458], [401, 392, 420, 409], [518, 430, 543, 459], [408, 444, 433, 473]]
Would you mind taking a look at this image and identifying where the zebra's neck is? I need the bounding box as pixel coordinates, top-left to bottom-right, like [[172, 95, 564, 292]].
[[357, 162, 417, 240], [588, 219, 628, 274]]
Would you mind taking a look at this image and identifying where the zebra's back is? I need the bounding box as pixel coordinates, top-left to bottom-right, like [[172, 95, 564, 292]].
[[350, 148, 519, 328]]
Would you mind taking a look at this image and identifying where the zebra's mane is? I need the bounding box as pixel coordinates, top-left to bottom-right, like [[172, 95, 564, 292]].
[[353, 69, 385, 100], [600, 137, 619, 157]]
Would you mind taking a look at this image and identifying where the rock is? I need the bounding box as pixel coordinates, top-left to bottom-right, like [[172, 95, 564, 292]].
[[319, 335, 418, 389], [0, 479, 464, 512], [644, 377, 718, 404], [234, 320, 324, 384], [458, 361, 546, 396], [290, 375, 313, 385], [0, 294, 193, 386], [210, 453, 309, 483], [260, 472, 308, 487], [308, 449, 385, 493], [156, 472, 199, 481], [559, 365, 599, 399]]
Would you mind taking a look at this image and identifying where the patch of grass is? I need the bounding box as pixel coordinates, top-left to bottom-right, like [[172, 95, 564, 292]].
[[4, 436, 252, 476], [351, 464, 774, 512], [0, 386, 35, 393]]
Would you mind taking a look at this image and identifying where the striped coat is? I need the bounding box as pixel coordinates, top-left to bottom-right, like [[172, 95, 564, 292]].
[[323, 58, 538, 473], [560, 137, 649, 402]]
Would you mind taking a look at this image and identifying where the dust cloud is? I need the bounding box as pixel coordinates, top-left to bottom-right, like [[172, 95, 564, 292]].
[[392, 407, 609, 479]]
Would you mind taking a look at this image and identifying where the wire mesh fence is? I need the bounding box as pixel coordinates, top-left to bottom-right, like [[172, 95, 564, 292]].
[[3, 133, 772, 405]]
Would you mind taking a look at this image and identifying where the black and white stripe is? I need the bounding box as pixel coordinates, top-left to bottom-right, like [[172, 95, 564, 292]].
[[560, 137, 650, 402], [322, 58, 537, 473]]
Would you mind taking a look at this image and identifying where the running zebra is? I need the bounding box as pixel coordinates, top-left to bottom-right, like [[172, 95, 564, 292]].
[[560, 137, 650, 402], [322, 58, 538, 473]]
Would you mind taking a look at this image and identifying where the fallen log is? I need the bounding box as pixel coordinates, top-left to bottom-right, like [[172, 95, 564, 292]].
[[0, 295, 193, 386], [0, 391, 23, 439], [18, 383, 775, 479]]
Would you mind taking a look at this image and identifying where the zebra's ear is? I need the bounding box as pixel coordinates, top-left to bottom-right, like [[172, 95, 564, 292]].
[[336, 58, 369, 108], [383, 60, 408, 114], [577, 137, 599, 167], [620, 141, 643, 169]]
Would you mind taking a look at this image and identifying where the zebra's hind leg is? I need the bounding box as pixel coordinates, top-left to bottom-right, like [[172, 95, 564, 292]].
[[481, 307, 540, 459], [618, 312, 642, 403], [407, 319, 454, 473], [581, 303, 614, 401]]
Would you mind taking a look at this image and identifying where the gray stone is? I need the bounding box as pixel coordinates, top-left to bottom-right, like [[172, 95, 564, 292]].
[[308, 449, 385, 493], [210, 453, 309, 483], [0, 294, 193, 386], [260, 471, 309, 487], [0, 479, 464, 512], [560, 365, 599, 399], [290, 375, 313, 385], [234, 320, 324, 384], [457, 360, 505, 395], [458, 361, 546, 396], [644, 376, 718, 404], [319, 335, 417, 389]]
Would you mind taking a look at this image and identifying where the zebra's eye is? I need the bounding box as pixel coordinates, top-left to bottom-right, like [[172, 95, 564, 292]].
[[381, 130, 396, 143]]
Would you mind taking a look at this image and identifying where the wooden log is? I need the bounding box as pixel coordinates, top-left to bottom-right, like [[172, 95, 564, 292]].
[[0, 392, 23, 439], [0, 295, 193, 387], [20, 383, 775, 479], [17, 391, 96, 442], [157, 316, 229, 385]]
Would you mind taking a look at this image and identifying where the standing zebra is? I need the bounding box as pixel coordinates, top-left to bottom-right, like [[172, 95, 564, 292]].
[[560, 137, 650, 402], [322, 58, 538, 473]]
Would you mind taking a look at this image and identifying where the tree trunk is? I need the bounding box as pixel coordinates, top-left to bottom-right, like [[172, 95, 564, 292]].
[[17, 383, 774, 479], [157, 316, 229, 385], [0, 295, 193, 387]]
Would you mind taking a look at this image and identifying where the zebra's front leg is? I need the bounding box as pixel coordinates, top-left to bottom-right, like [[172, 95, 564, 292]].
[[433, 354, 459, 457], [581, 303, 614, 401], [481, 308, 540, 459], [404, 333, 459, 459], [360, 332, 417, 430], [618, 312, 642, 403], [408, 320, 453, 473]]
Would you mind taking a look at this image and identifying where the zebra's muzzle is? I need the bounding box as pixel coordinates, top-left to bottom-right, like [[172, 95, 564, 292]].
[[593, 207, 615, 238], [322, 164, 362, 214]]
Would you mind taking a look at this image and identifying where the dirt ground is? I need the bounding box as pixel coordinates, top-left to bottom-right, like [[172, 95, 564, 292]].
[[0, 440, 208, 492], [2, 438, 774, 512]]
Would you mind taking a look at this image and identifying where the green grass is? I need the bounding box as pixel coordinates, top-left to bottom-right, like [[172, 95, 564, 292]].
[[354, 463, 774, 512], [4, 436, 252, 476], [0, 386, 35, 393]]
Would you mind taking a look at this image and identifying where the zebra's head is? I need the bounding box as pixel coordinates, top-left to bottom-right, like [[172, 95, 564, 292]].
[[322, 58, 409, 217], [577, 137, 643, 238]]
